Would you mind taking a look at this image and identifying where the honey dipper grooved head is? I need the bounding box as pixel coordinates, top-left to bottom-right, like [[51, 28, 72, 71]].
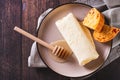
[[52, 45, 69, 59]]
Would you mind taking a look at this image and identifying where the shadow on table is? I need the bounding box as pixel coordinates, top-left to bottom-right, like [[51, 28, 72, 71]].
[[86, 57, 120, 80], [34, 68, 70, 80]]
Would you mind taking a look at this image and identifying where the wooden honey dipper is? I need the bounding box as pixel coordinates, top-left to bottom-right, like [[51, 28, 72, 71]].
[[14, 26, 70, 59]]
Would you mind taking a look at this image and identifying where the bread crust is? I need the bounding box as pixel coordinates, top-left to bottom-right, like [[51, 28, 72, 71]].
[[93, 25, 120, 42], [83, 8, 104, 32]]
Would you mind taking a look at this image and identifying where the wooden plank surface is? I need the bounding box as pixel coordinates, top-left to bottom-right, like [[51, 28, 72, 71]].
[[1, 0, 120, 80], [0, 0, 22, 80], [22, 0, 38, 80]]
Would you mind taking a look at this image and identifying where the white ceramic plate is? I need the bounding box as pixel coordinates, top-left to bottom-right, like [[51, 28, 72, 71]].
[[37, 3, 111, 77]]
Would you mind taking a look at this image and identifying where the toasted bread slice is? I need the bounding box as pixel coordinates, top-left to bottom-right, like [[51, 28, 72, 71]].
[[93, 24, 120, 42], [83, 8, 104, 32]]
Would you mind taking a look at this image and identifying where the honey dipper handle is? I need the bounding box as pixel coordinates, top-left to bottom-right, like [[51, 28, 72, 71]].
[[14, 26, 54, 50]]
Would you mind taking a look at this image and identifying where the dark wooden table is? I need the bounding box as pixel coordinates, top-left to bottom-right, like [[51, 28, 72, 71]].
[[1, 0, 120, 80]]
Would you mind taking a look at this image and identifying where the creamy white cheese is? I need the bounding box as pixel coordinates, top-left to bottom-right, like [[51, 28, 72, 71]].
[[55, 13, 99, 66]]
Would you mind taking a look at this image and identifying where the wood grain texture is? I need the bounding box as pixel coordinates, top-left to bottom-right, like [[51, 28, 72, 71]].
[[22, 0, 39, 80], [0, 0, 22, 80], [1, 0, 120, 80]]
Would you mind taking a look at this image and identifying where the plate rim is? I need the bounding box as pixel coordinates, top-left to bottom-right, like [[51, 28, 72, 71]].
[[36, 2, 112, 78]]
